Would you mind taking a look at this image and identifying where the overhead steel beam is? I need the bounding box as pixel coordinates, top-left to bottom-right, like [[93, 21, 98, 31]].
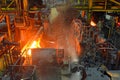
[[92, 9, 120, 12], [110, 0, 120, 5], [75, 8, 120, 12], [76, 9, 120, 12], [1, 8, 16, 10], [74, 5, 120, 11], [6, 0, 15, 9]]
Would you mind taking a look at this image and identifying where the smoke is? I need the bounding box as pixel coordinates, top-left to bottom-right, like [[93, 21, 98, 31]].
[[66, 38, 79, 62], [48, 5, 80, 62], [49, 8, 59, 23]]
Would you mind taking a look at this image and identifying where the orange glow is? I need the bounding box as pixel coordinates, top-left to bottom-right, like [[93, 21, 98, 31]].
[[21, 38, 41, 57], [28, 40, 41, 56], [90, 20, 96, 27], [28, 49, 31, 56], [30, 41, 37, 48]]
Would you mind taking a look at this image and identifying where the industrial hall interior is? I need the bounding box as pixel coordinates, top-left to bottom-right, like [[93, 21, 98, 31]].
[[0, 0, 120, 80]]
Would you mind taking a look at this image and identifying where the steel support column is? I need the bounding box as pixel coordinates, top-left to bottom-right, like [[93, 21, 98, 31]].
[[77, 0, 80, 4], [15, 0, 22, 15], [88, 0, 92, 22], [23, 0, 28, 16], [6, 15, 12, 41]]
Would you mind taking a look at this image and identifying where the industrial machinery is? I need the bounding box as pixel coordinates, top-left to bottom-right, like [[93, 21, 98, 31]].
[[72, 18, 120, 70], [0, 0, 120, 80]]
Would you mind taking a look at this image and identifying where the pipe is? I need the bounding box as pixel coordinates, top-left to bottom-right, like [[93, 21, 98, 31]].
[[6, 15, 12, 41], [105, 0, 107, 10], [23, 0, 28, 16], [15, 0, 22, 15]]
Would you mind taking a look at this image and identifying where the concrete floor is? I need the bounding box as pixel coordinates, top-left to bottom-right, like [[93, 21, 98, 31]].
[[33, 59, 120, 80], [61, 67, 120, 80]]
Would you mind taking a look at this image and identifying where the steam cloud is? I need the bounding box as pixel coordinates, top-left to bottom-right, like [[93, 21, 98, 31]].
[[47, 5, 80, 62]]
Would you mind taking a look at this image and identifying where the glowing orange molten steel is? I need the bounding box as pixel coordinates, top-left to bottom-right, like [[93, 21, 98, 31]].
[[28, 40, 41, 56]]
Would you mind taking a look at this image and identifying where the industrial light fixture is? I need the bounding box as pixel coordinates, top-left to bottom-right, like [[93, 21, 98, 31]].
[[90, 20, 97, 27]]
